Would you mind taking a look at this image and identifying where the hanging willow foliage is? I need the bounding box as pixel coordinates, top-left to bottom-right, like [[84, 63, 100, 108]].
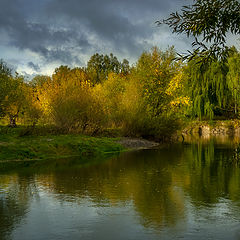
[[184, 57, 233, 119], [227, 50, 240, 115]]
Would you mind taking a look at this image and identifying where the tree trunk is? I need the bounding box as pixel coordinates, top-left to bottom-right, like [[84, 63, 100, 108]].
[[235, 92, 237, 115], [9, 116, 17, 128]]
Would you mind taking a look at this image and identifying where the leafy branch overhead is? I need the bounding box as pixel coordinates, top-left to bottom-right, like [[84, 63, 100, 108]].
[[157, 0, 240, 61]]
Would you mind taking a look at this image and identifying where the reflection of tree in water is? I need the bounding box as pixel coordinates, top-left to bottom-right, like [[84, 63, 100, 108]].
[[36, 147, 186, 230], [4, 138, 239, 235], [117, 150, 186, 229], [0, 174, 38, 240], [178, 140, 240, 205], [35, 139, 240, 230]]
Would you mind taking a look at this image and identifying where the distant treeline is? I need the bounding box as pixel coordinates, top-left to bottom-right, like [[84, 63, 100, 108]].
[[1, 46, 240, 140]]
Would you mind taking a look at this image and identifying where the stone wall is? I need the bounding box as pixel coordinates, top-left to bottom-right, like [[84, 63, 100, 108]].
[[182, 120, 240, 137]]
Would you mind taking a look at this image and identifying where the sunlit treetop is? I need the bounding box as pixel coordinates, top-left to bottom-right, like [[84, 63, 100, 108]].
[[158, 0, 240, 62]]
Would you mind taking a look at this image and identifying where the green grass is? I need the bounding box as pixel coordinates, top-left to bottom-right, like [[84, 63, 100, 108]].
[[0, 126, 125, 170]]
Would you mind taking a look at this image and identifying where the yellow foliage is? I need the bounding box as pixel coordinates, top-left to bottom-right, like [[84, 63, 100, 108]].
[[170, 96, 191, 107], [166, 71, 183, 96]]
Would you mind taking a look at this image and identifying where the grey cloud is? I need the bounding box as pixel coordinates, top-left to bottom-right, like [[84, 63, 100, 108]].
[[46, 0, 187, 56], [21, 71, 37, 81], [0, 0, 189, 73], [28, 62, 41, 72], [0, 0, 90, 65], [47, 0, 153, 49]]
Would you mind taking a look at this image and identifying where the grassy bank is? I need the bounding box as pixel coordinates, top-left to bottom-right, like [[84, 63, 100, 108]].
[[0, 126, 125, 172]]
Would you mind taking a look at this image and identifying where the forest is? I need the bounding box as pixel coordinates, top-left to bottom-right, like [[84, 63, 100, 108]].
[[1, 46, 240, 141]]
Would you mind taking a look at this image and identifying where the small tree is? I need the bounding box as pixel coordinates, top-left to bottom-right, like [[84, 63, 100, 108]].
[[0, 60, 12, 117], [3, 75, 25, 127], [0, 61, 26, 127]]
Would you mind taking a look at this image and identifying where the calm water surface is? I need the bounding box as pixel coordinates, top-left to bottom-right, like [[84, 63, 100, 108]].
[[1, 136, 240, 240]]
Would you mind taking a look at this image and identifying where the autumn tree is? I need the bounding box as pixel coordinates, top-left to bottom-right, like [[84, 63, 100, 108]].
[[121, 47, 189, 139], [0, 61, 26, 126], [30, 75, 50, 87], [121, 59, 130, 75], [87, 53, 130, 84], [0, 60, 12, 117], [3, 74, 25, 127], [136, 47, 189, 117], [97, 72, 128, 126], [40, 66, 106, 133]]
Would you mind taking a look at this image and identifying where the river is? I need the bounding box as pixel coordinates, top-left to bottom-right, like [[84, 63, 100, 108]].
[[1, 136, 240, 240]]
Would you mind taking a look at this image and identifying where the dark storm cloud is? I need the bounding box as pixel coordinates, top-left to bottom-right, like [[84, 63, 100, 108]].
[[0, 0, 90, 65], [27, 62, 41, 72], [46, 0, 182, 55], [9, 22, 83, 61], [0, 0, 187, 72]]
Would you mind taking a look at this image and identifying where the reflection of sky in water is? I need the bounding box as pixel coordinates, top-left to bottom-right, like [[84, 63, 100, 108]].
[[11, 191, 152, 240], [8, 188, 240, 240], [1, 137, 240, 240]]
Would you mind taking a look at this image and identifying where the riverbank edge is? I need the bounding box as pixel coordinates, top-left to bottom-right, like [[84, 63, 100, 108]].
[[181, 120, 240, 137], [1, 120, 239, 163], [0, 130, 161, 173], [4, 119, 239, 171]]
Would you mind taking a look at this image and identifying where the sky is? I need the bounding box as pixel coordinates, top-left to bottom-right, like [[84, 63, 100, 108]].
[[0, 0, 237, 78]]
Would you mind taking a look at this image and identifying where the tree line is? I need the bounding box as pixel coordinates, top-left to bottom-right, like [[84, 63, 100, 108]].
[[1, 47, 240, 139]]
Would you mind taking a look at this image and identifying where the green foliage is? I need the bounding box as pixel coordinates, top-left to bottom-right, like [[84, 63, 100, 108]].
[[8, 46, 240, 140], [4, 75, 26, 127], [30, 75, 50, 87], [87, 53, 130, 84], [118, 47, 187, 140], [227, 50, 240, 114], [47, 66, 106, 134], [0, 126, 124, 165], [135, 47, 182, 116], [98, 72, 127, 126], [0, 61, 26, 126], [183, 49, 240, 119], [20, 85, 42, 126], [160, 0, 240, 60], [0, 60, 12, 117], [1, 49, 189, 140]]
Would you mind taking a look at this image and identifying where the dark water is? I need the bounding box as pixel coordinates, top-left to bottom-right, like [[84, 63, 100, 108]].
[[1, 137, 240, 240]]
